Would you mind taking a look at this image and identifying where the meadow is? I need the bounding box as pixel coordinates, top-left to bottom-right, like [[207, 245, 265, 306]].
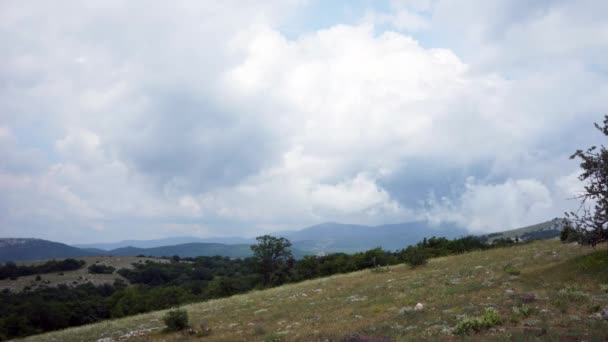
[[22, 239, 608, 341]]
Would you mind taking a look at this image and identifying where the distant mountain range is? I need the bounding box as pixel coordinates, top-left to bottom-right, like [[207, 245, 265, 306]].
[[281, 221, 468, 253], [0, 239, 257, 262], [0, 219, 565, 262], [0, 238, 97, 262], [74, 236, 255, 251]]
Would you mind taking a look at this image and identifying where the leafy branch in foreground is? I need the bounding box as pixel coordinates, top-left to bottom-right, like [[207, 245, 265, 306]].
[[566, 115, 608, 247]]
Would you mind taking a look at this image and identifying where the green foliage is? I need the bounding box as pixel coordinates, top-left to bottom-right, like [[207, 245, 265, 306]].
[[455, 308, 502, 335], [263, 332, 285, 342], [162, 308, 189, 331], [87, 264, 116, 274], [404, 249, 429, 268], [512, 304, 535, 318], [560, 225, 579, 243], [0, 258, 85, 280], [557, 286, 589, 303], [503, 263, 521, 275], [251, 235, 293, 286], [566, 115, 608, 246]]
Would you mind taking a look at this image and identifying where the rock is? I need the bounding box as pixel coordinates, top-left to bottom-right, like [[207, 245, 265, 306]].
[[414, 303, 424, 311], [254, 308, 268, 315], [346, 295, 367, 302], [601, 307, 608, 320], [505, 289, 514, 294]]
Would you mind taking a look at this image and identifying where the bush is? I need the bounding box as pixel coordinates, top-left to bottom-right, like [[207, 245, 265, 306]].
[[503, 263, 521, 276], [455, 308, 501, 335], [163, 308, 189, 331], [404, 250, 429, 268], [557, 286, 589, 303], [560, 225, 579, 243], [512, 304, 535, 318], [88, 264, 116, 274]]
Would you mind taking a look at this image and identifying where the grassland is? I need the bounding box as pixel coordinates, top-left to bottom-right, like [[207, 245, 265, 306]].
[[0, 256, 164, 292], [22, 240, 608, 341]]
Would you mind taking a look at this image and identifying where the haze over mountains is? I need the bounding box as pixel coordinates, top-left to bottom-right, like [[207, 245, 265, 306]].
[[0, 219, 564, 262]]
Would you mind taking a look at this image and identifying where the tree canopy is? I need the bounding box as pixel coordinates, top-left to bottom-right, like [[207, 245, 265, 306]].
[[250, 235, 293, 286], [566, 115, 608, 246]]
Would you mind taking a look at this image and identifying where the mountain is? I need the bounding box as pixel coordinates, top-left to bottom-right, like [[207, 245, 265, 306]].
[[107, 243, 254, 258], [74, 236, 255, 250], [0, 238, 102, 262], [280, 221, 469, 254], [480, 218, 566, 243]]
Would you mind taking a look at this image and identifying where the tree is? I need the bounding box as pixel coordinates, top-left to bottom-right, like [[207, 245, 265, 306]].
[[566, 115, 608, 247], [250, 235, 293, 286]]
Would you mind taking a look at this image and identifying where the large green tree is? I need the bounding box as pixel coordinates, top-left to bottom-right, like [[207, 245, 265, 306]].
[[566, 115, 608, 247], [250, 235, 293, 286]]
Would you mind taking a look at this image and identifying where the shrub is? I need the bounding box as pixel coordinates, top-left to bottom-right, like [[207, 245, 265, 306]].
[[405, 250, 429, 268], [512, 304, 535, 318], [263, 332, 284, 342], [88, 264, 116, 274], [163, 308, 189, 331], [503, 263, 521, 276], [560, 225, 579, 243], [455, 308, 501, 335], [557, 286, 589, 303]]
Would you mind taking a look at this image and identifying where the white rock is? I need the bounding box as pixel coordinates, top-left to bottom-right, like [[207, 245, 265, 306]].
[[414, 303, 424, 311]]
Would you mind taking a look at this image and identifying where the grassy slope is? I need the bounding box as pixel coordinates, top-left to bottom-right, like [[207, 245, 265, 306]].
[[0, 256, 164, 292], [24, 240, 608, 341]]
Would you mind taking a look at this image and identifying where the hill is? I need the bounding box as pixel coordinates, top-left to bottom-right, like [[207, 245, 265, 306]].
[[23, 240, 608, 341], [0, 255, 164, 293], [481, 218, 566, 243], [280, 221, 468, 254], [0, 239, 268, 262], [72, 221, 470, 256], [74, 236, 255, 250], [0, 239, 101, 262], [107, 243, 254, 258]]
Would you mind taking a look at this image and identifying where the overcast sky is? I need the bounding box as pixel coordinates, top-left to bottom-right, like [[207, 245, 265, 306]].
[[1, 0, 607, 243]]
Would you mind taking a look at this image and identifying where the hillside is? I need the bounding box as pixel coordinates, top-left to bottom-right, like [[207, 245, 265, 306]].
[[24, 240, 608, 341], [0, 256, 164, 293], [108, 243, 254, 258], [481, 218, 566, 243], [0, 239, 101, 262], [0, 240, 265, 262], [74, 236, 256, 250]]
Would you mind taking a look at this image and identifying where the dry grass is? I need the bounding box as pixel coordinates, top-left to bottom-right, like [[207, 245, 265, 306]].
[[0, 256, 164, 292], [22, 240, 608, 341]]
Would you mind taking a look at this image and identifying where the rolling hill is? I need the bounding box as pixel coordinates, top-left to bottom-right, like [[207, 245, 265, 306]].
[[480, 218, 567, 243], [74, 236, 255, 250], [22, 239, 608, 341], [0, 238, 102, 262], [107, 243, 253, 258]]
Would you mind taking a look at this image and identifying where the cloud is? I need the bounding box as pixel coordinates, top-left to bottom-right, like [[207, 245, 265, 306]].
[[424, 177, 554, 232], [0, 0, 605, 242]]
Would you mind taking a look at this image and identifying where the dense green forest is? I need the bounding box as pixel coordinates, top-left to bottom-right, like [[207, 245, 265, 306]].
[[0, 235, 509, 340]]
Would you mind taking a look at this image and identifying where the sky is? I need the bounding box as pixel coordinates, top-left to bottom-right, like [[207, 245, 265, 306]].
[[1, 0, 607, 243]]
